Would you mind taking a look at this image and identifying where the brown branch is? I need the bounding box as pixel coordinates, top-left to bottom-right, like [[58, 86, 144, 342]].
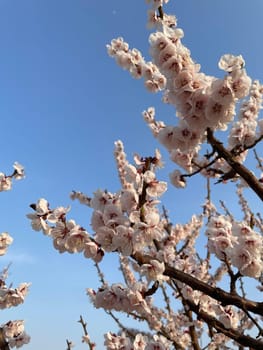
[[66, 339, 73, 350], [78, 315, 88, 336], [106, 311, 138, 339], [219, 200, 234, 221], [0, 329, 10, 350], [162, 205, 173, 235], [242, 308, 263, 338], [160, 283, 172, 314], [182, 156, 220, 179], [157, 6, 164, 19], [132, 252, 263, 317], [186, 299, 263, 350], [176, 287, 202, 350], [206, 128, 263, 201], [78, 315, 96, 350], [222, 253, 241, 294], [254, 149, 263, 170], [231, 135, 263, 156], [143, 280, 159, 297]]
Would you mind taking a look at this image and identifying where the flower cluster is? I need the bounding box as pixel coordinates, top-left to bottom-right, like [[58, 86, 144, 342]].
[[32, 141, 168, 260], [27, 143, 167, 264], [145, 37, 252, 172], [0, 280, 30, 310], [107, 37, 166, 93], [206, 215, 263, 278], [0, 163, 29, 348], [228, 80, 263, 150], [104, 332, 172, 350], [108, 1, 263, 190], [26, 2, 263, 349], [0, 232, 13, 256], [28, 137, 263, 348], [87, 283, 152, 316], [1, 320, 30, 348], [0, 252, 30, 310], [0, 163, 24, 192], [27, 198, 103, 262]]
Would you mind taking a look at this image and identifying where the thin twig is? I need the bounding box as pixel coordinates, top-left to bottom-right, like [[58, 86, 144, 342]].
[[66, 339, 73, 350], [254, 149, 263, 170], [78, 316, 95, 350]]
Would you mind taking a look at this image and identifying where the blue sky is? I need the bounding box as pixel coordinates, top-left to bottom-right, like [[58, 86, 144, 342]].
[[0, 0, 263, 349]]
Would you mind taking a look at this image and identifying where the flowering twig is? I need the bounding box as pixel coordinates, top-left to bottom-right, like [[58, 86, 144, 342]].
[[181, 156, 220, 180], [78, 316, 95, 350], [160, 283, 172, 315], [105, 311, 136, 339], [231, 135, 263, 156], [219, 200, 234, 221], [254, 149, 263, 170], [175, 285, 202, 350]]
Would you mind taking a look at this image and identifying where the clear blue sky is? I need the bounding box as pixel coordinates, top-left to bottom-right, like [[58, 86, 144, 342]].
[[0, 1, 262, 349]]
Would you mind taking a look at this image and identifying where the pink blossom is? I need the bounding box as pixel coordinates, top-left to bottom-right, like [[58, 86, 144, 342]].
[[133, 334, 148, 349], [141, 260, 166, 282], [91, 210, 105, 231], [144, 171, 167, 197], [65, 228, 88, 253], [120, 189, 138, 212], [32, 198, 49, 215], [12, 162, 25, 180], [169, 169, 186, 188], [103, 203, 128, 227], [3, 320, 25, 339], [210, 78, 234, 105], [157, 126, 177, 150], [114, 225, 134, 255], [239, 258, 262, 278], [0, 174, 12, 191], [8, 332, 30, 348], [230, 69, 251, 99], [218, 54, 245, 72], [0, 232, 13, 256], [83, 241, 104, 263], [47, 205, 70, 223], [90, 190, 113, 211], [94, 226, 116, 252]]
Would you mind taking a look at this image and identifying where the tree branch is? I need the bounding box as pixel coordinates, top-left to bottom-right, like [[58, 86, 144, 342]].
[[186, 298, 263, 350], [206, 128, 263, 201], [132, 252, 263, 317]]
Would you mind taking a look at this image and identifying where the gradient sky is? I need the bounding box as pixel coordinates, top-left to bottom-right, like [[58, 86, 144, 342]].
[[0, 1, 263, 349]]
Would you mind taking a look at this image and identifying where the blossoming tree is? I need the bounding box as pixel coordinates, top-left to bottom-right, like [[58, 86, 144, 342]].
[[0, 163, 30, 349], [28, 1, 263, 349]]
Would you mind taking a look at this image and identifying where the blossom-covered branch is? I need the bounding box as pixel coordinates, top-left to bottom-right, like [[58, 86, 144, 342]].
[[27, 0, 263, 348], [0, 163, 30, 349]]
